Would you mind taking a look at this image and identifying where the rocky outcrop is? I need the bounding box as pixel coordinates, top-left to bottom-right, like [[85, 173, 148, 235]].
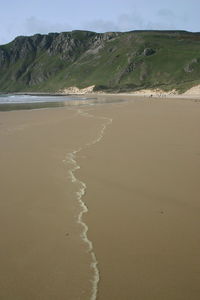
[[1, 30, 200, 92], [0, 30, 121, 90], [143, 48, 156, 56], [184, 58, 198, 73], [0, 48, 8, 67]]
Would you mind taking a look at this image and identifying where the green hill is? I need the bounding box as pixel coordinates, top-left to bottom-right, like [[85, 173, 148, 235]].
[[1, 30, 200, 93]]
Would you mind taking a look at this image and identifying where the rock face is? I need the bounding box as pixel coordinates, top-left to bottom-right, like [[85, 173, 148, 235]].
[[184, 58, 198, 73], [0, 30, 200, 92], [0, 30, 120, 90], [0, 49, 8, 67], [143, 48, 156, 56]]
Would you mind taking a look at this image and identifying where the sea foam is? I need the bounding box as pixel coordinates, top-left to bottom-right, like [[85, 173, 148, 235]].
[[64, 108, 112, 300]]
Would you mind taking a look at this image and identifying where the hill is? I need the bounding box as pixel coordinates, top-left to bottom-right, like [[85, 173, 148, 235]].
[[1, 30, 200, 93]]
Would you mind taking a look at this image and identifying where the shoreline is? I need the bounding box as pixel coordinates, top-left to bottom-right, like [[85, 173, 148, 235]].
[[0, 101, 65, 111], [1, 88, 200, 98], [3, 90, 200, 111], [0, 95, 125, 111]]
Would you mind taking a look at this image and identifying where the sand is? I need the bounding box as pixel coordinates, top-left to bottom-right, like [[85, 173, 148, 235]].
[[183, 84, 200, 96], [0, 95, 200, 299], [59, 83, 200, 100], [0, 107, 104, 300], [60, 85, 95, 94]]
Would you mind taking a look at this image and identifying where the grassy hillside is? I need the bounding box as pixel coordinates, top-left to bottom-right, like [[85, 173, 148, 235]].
[[1, 30, 200, 93]]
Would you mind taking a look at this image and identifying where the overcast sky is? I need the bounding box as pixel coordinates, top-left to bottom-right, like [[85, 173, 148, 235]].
[[0, 0, 200, 45]]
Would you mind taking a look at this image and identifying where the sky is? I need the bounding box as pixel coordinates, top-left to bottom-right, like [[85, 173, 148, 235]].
[[0, 0, 200, 45]]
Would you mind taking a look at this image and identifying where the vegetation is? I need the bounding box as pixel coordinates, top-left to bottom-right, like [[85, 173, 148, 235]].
[[1, 30, 200, 93]]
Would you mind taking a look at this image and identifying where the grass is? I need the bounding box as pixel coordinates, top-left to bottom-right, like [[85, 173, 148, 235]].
[[1, 30, 200, 93]]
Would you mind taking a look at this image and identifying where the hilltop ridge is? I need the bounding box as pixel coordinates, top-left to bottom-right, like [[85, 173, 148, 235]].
[[1, 30, 200, 93]]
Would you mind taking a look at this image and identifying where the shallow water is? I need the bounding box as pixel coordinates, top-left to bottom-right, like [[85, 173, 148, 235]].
[[0, 94, 87, 104]]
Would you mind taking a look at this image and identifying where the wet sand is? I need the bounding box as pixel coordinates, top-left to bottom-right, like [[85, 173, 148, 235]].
[[0, 106, 104, 300], [78, 97, 200, 299], [0, 96, 200, 299]]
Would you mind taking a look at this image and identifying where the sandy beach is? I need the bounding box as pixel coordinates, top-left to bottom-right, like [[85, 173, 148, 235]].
[[0, 95, 200, 299]]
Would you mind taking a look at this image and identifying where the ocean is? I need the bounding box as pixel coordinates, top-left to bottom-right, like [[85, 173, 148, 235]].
[[0, 94, 87, 104]]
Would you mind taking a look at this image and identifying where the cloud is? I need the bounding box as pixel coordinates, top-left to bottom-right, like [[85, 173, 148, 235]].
[[157, 8, 175, 19], [82, 11, 178, 33], [0, 16, 72, 45], [156, 8, 191, 30], [81, 12, 144, 33], [117, 13, 144, 31], [81, 19, 118, 32], [0, 10, 193, 46], [23, 16, 72, 35]]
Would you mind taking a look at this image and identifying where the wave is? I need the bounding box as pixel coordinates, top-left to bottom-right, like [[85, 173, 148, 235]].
[[0, 94, 89, 104]]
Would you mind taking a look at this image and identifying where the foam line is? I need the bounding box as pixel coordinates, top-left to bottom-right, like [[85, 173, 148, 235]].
[[64, 108, 112, 300]]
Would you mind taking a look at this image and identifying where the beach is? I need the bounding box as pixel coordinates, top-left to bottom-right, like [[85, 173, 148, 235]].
[[0, 95, 200, 299]]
